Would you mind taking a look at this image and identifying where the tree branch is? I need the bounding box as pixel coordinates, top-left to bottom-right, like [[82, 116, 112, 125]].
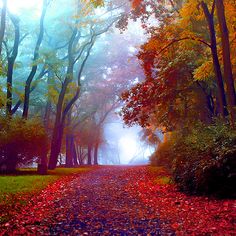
[[12, 66, 48, 114], [155, 37, 212, 57], [168, 0, 180, 14], [211, 0, 216, 16]]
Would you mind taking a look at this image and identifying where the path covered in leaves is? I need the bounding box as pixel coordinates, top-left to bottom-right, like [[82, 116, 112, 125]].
[[1, 166, 235, 235], [1, 166, 173, 235]]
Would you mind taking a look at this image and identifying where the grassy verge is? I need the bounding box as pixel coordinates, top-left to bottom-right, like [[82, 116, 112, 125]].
[[0, 167, 92, 224], [148, 166, 173, 185], [0, 167, 91, 204]]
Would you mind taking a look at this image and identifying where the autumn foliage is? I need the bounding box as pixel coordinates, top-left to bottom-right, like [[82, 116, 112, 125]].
[[121, 0, 236, 196]]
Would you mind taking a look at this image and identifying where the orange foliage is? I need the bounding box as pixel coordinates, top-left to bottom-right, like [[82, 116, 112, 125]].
[[131, 0, 142, 9]]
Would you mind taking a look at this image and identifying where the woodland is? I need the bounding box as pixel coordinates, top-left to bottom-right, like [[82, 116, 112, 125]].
[[0, 0, 234, 195], [0, 0, 236, 234], [0, 0, 136, 173]]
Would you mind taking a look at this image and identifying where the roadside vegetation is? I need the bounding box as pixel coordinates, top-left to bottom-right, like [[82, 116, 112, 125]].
[[121, 0, 236, 198], [0, 167, 91, 224]]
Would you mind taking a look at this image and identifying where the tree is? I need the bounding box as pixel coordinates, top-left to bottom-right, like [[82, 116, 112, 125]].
[[48, 1, 120, 169], [215, 0, 236, 126], [121, 0, 236, 130], [200, 0, 227, 117], [22, 0, 49, 118], [5, 13, 20, 116]]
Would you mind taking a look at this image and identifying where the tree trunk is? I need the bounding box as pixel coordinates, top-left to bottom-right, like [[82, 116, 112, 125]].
[[77, 146, 83, 165], [6, 15, 20, 116], [94, 142, 99, 165], [6, 59, 14, 116], [215, 0, 236, 126], [72, 138, 79, 166], [48, 76, 68, 169], [5, 147, 18, 173], [87, 145, 92, 165], [44, 100, 51, 129], [44, 71, 53, 128], [48, 122, 64, 169], [206, 93, 215, 116], [66, 134, 73, 167], [22, 0, 47, 118], [37, 146, 48, 175], [48, 80, 72, 169], [201, 1, 227, 117]]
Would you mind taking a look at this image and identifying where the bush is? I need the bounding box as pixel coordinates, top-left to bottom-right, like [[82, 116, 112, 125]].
[[150, 137, 175, 170], [0, 117, 48, 173], [151, 122, 236, 197]]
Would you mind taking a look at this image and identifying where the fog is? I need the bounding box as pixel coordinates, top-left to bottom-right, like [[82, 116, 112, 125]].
[[0, 0, 156, 166], [102, 119, 155, 165]]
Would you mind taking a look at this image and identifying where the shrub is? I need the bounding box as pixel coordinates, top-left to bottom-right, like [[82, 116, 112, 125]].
[[0, 117, 48, 173], [150, 136, 175, 170], [151, 121, 236, 197]]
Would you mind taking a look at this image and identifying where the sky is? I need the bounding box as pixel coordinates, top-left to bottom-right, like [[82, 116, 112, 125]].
[[1, 0, 43, 16]]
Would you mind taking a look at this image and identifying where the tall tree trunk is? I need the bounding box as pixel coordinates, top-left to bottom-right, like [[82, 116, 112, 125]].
[[215, 0, 236, 126], [48, 122, 64, 169], [65, 110, 73, 167], [94, 142, 99, 165], [44, 100, 51, 129], [37, 146, 48, 175], [201, 1, 227, 117], [72, 137, 79, 166], [196, 81, 215, 118], [6, 14, 20, 116], [87, 145, 92, 165], [22, 0, 47, 118], [44, 71, 53, 129], [0, 0, 7, 56], [48, 76, 68, 169], [66, 134, 73, 167], [5, 146, 18, 173], [77, 146, 83, 165], [6, 59, 14, 116]]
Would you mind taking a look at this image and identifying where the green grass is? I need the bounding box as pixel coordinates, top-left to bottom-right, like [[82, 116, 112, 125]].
[[0, 167, 91, 203], [0, 175, 58, 195], [0, 167, 92, 224], [148, 166, 173, 185], [154, 176, 173, 185]]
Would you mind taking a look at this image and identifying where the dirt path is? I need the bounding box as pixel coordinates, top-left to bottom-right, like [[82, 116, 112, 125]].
[[1, 166, 174, 235], [48, 166, 173, 235]]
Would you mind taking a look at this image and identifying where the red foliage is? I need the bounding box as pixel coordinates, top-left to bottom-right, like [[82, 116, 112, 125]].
[[131, 0, 142, 9], [0, 174, 79, 235], [1, 167, 235, 235], [126, 168, 236, 235]]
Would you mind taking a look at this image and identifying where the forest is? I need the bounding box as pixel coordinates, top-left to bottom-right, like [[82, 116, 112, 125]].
[[0, 0, 235, 235], [0, 0, 138, 173]]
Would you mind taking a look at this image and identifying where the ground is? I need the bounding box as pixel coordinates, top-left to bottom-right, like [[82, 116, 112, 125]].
[[0, 166, 235, 235]]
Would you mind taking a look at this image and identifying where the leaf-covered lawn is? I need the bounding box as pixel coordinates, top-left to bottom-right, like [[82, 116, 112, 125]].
[[0, 167, 91, 224], [127, 166, 236, 235], [0, 166, 235, 235]]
